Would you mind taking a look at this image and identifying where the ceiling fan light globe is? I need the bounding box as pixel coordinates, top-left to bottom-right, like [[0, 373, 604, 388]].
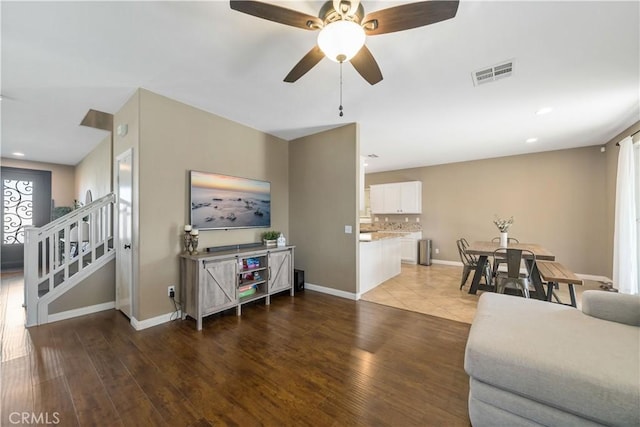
[[317, 21, 366, 63]]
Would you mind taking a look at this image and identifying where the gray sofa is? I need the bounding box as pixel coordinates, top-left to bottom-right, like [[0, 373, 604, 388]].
[[464, 291, 640, 426]]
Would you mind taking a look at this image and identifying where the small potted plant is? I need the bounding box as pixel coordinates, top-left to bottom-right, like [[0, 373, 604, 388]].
[[262, 230, 280, 247]]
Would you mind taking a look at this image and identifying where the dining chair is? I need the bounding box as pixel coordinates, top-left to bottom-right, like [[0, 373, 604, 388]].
[[460, 238, 478, 262], [457, 239, 491, 289], [492, 248, 535, 298], [491, 236, 520, 275], [491, 236, 520, 245]]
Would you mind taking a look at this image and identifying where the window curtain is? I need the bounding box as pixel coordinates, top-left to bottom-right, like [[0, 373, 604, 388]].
[[613, 136, 638, 294], [635, 140, 640, 288]]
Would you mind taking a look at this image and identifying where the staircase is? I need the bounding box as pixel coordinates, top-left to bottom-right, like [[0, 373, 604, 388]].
[[23, 193, 116, 326]]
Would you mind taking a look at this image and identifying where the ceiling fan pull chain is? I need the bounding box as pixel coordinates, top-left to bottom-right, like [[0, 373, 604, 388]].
[[338, 62, 344, 117]]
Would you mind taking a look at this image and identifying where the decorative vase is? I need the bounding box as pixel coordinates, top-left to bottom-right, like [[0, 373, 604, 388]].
[[190, 235, 199, 255], [500, 232, 508, 247], [183, 233, 192, 254]]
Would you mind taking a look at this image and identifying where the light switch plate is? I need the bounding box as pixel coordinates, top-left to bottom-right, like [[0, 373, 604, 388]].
[[345, 225, 352, 234]]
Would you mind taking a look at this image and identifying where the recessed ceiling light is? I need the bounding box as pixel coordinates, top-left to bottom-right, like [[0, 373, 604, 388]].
[[536, 107, 553, 115], [12, 152, 25, 157], [526, 138, 538, 143], [363, 162, 369, 167]]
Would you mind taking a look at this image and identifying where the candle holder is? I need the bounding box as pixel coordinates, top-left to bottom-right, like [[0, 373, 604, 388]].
[[190, 234, 199, 255], [183, 232, 192, 254]]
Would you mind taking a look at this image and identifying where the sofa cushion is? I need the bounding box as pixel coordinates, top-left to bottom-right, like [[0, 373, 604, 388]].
[[581, 290, 640, 326], [464, 293, 640, 426], [469, 378, 603, 427]]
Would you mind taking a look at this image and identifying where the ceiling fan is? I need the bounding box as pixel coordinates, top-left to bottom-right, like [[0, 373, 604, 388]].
[[230, 0, 460, 85]]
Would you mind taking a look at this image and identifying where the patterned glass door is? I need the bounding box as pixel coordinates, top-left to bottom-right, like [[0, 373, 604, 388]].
[[1, 167, 51, 270], [3, 178, 33, 245]]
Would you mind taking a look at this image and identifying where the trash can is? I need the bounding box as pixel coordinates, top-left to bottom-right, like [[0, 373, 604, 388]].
[[418, 239, 432, 266]]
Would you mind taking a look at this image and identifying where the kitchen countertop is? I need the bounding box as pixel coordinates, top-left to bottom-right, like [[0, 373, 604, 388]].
[[359, 231, 410, 242]]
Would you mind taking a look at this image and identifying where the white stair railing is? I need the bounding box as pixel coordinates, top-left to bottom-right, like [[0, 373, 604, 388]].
[[24, 193, 116, 326]]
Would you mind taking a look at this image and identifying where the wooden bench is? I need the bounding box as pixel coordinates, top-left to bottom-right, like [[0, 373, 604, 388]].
[[536, 260, 583, 307]]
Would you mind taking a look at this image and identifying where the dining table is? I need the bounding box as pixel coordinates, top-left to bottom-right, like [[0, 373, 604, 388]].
[[464, 241, 556, 300]]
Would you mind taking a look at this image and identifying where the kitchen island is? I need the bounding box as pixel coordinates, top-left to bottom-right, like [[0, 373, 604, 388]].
[[359, 232, 406, 295]]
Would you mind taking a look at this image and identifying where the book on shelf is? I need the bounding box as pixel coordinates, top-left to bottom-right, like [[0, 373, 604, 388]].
[[238, 284, 257, 293], [239, 287, 257, 298]]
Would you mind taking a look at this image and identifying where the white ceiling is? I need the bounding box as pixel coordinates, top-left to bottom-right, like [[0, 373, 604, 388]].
[[2, 1, 639, 173]]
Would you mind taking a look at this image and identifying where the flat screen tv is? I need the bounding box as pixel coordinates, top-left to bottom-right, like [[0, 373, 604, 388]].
[[189, 171, 271, 230]]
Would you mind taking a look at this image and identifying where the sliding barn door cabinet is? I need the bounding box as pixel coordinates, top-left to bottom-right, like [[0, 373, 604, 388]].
[[180, 245, 294, 330]]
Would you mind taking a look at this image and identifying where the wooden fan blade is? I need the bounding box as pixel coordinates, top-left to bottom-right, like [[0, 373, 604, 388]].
[[284, 46, 325, 83], [350, 45, 383, 85], [230, 1, 323, 30], [362, 1, 459, 36]]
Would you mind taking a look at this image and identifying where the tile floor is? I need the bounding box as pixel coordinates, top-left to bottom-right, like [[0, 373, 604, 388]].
[[360, 263, 603, 324]]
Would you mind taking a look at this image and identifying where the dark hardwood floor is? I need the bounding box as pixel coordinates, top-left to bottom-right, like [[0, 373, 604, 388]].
[[1, 273, 471, 426]]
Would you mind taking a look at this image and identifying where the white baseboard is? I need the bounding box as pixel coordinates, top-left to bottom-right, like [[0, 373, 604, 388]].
[[304, 283, 358, 301], [48, 301, 115, 324], [431, 259, 463, 267], [576, 273, 612, 284], [131, 310, 182, 331]]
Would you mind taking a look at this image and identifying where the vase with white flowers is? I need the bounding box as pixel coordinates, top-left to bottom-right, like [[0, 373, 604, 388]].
[[493, 216, 514, 247]]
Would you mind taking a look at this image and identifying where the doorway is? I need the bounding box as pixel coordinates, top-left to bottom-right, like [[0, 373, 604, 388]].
[[115, 149, 133, 318], [1, 167, 52, 270]]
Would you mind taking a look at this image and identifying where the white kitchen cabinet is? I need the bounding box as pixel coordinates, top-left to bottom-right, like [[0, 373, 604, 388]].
[[369, 181, 422, 214], [400, 232, 422, 264], [398, 182, 422, 213], [369, 184, 385, 214], [359, 236, 402, 295]]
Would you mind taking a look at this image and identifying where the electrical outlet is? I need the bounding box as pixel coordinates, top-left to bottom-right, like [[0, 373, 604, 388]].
[[168, 285, 175, 298], [435, 248, 440, 254]]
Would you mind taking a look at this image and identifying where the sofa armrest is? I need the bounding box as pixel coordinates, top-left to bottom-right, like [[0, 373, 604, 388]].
[[581, 290, 640, 326]]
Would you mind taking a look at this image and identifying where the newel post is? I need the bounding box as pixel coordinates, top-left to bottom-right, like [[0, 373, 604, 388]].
[[23, 226, 39, 327]]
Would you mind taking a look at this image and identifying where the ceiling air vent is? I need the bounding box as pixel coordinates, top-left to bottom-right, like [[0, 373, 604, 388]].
[[472, 60, 514, 86]]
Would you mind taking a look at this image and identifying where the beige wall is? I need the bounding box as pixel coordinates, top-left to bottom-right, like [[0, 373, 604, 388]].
[[1, 158, 75, 207], [604, 120, 640, 276], [49, 260, 115, 314], [367, 146, 609, 276], [75, 134, 112, 202], [129, 89, 289, 321], [289, 124, 360, 293]]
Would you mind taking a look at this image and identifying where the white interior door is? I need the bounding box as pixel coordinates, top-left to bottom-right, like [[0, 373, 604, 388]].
[[116, 149, 133, 318]]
